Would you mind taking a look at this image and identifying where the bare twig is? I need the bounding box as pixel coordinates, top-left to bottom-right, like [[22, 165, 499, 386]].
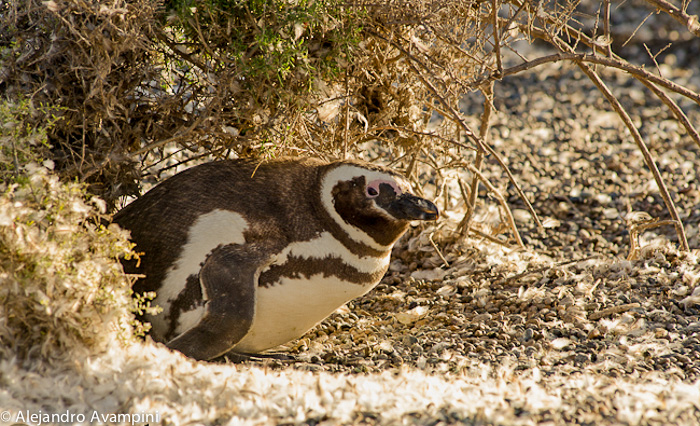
[[468, 227, 517, 250], [414, 62, 543, 231], [502, 14, 700, 107], [602, 0, 613, 57], [459, 82, 494, 236], [491, 0, 504, 78], [156, 31, 208, 71], [622, 11, 655, 48], [133, 117, 205, 156], [526, 17, 693, 252], [471, 52, 700, 106], [485, 10, 693, 252], [429, 232, 450, 267], [643, 0, 700, 36], [343, 70, 350, 159], [405, 138, 425, 179], [362, 27, 546, 234], [627, 217, 680, 260], [457, 176, 472, 212], [364, 125, 476, 151], [644, 42, 673, 77]]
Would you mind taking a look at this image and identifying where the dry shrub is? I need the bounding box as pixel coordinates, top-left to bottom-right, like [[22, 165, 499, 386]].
[[0, 0, 162, 206], [149, 0, 500, 159], [0, 101, 146, 361], [135, 0, 369, 169]]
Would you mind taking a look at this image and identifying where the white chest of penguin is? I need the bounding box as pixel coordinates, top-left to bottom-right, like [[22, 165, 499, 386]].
[[151, 209, 391, 353]]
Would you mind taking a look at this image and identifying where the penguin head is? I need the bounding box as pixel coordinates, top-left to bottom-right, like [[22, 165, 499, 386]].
[[321, 161, 439, 248]]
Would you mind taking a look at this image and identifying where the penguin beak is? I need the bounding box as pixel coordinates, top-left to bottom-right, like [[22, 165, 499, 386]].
[[387, 193, 439, 221]]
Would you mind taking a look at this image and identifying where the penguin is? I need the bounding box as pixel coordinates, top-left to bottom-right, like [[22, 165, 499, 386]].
[[113, 157, 439, 361]]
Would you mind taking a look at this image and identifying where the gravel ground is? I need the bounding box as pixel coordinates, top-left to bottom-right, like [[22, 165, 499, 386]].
[[3, 3, 700, 425]]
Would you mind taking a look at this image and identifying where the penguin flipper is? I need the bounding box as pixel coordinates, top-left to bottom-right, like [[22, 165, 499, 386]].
[[166, 244, 266, 361]]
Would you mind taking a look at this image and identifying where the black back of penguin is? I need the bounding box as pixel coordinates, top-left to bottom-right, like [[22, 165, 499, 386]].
[[114, 157, 325, 298]]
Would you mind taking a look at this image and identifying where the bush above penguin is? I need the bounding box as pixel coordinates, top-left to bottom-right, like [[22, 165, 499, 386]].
[[113, 157, 439, 360]]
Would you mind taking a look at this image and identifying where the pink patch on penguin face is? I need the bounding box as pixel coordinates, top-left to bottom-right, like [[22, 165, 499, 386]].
[[366, 179, 402, 198]]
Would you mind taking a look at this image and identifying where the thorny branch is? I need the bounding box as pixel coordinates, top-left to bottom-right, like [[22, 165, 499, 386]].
[[643, 0, 700, 36], [368, 28, 545, 231], [471, 52, 700, 106], [503, 15, 700, 152], [406, 56, 545, 231], [522, 17, 693, 252]]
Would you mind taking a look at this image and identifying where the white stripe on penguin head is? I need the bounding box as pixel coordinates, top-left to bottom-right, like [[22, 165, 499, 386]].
[[320, 164, 408, 251]]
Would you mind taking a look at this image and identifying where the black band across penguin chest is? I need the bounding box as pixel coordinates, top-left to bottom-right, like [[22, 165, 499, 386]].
[[258, 254, 387, 288]]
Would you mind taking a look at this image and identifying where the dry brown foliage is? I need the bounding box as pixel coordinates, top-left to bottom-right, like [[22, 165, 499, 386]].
[[1, 0, 698, 253], [0, 0, 163, 203]]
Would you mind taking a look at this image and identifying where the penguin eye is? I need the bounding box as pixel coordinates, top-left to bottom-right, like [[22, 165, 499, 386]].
[[366, 186, 379, 197]]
